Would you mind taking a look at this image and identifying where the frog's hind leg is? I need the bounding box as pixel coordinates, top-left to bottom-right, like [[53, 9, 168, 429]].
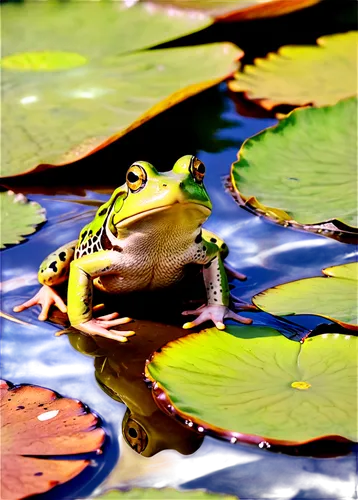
[[39, 240, 77, 286], [13, 240, 77, 321], [201, 229, 246, 281]]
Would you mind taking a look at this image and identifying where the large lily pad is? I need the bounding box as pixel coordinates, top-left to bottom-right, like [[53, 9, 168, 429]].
[[95, 488, 237, 499], [1, 379, 105, 500], [253, 263, 358, 329], [146, 0, 321, 21], [2, 2, 241, 177], [146, 327, 357, 445], [229, 32, 358, 109], [230, 97, 358, 238], [0, 191, 46, 249]]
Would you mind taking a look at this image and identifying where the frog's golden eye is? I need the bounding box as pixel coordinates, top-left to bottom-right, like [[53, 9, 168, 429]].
[[123, 417, 148, 454], [126, 164, 147, 193], [190, 157, 206, 184]]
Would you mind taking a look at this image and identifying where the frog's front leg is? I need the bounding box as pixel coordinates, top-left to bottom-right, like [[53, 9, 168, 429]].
[[68, 250, 134, 342], [13, 240, 77, 320], [182, 242, 252, 330], [201, 229, 246, 281]]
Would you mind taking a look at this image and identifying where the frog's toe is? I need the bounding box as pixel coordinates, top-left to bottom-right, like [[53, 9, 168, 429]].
[[13, 285, 67, 320], [182, 304, 252, 330], [76, 317, 135, 342]]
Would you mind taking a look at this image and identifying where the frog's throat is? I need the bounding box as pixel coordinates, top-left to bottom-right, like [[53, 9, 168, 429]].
[[114, 202, 211, 229]]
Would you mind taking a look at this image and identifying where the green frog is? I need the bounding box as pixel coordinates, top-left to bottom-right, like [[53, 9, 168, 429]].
[[14, 156, 251, 341]]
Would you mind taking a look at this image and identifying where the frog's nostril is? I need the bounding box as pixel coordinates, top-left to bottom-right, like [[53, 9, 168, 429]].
[[163, 184, 167, 187]]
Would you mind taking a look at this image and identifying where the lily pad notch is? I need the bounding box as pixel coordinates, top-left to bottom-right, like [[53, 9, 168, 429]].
[[230, 97, 358, 242], [145, 327, 357, 447]]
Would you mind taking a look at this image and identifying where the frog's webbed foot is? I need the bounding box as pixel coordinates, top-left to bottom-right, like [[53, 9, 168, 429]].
[[70, 315, 135, 342], [182, 304, 252, 330], [13, 285, 67, 321]]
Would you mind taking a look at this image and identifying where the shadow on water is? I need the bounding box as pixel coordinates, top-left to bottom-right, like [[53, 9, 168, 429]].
[[1, 2, 358, 498]]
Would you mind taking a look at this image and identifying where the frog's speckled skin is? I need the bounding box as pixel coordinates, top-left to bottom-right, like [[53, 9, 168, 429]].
[[16, 156, 250, 340]]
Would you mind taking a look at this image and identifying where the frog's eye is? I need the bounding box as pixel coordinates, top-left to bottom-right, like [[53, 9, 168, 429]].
[[123, 417, 148, 453], [126, 164, 147, 193], [190, 157, 206, 184]]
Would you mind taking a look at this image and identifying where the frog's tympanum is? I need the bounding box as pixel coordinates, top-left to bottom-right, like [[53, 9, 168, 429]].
[[14, 156, 251, 341]]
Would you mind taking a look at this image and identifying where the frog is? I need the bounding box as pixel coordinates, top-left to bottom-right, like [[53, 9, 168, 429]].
[[14, 155, 252, 342]]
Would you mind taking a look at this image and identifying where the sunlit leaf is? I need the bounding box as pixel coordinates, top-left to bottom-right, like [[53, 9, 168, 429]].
[[2, 2, 241, 177], [253, 263, 358, 329], [94, 487, 237, 499], [229, 32, 358, 109], [145, 0, 322, 21], [0, 191, 46, 249], [230, 97, 358, 239], [0, 379, 105, 500], [146, 327, 357, 446]]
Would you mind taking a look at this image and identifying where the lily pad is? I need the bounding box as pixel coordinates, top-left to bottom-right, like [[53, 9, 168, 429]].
[[0, 191, 46, 249], [146, 327, 357, 446], [94, 488, 237, 499], [253, 263, 358, 329], [0, 379, 105, 500], [230, 97, 358, 238], [229, 32, 358, 109], [2, 2, 241, 177], [146, 0, 321, 21]]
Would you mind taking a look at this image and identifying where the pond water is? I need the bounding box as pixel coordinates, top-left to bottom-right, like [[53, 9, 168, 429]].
[[2, 78, 357, 499]]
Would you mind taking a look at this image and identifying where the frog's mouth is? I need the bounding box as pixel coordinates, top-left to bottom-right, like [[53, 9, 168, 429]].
[[115, 202, 211, 228]]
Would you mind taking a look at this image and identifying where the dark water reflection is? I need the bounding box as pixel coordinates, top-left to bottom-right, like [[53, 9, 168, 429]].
[[1, 85, 357, 499]]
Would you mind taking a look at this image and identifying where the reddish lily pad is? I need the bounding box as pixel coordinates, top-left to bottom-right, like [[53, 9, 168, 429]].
[[1, 379, 105, 500], [253, 263, 358, 329], [2, 2, 241, 177], [146, 327, 357, 446], [229, 32, 358, 109], [147, 0, 321, 21]]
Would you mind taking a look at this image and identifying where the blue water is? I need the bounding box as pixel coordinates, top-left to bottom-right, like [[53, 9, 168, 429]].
[[1, 84, 357, 499]]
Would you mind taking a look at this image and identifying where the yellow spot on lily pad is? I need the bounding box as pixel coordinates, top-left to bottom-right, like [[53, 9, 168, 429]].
[[291, 381, 311, 390], [1, 51, 87, 71]]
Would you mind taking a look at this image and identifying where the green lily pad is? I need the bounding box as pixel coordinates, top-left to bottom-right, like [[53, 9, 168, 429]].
[[230, 97, 358, 238], [94, 488, 237, 499], [147, 0, 321, 21], [253, 263, 358, 329], [146, 327, 357, 445], [2, 3, 241, 177], [229, 32, 358, 109], [0, 191, 46, 249]]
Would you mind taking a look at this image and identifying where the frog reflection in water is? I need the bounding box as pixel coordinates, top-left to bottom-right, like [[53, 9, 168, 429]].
[[14, 156, 251, 341]]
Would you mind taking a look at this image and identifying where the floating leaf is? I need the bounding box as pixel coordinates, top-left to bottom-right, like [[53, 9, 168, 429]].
[[230, 97, 358, 239], [2, 2, 241, 177], [253, 263, 358, 329], [0, 379, 105, 500], [94, 488, 237, 499], [146, 0, 321, 21], [146, 327, 357, 446], [229, 32, 358, 109], [0, 191, 46, 249]]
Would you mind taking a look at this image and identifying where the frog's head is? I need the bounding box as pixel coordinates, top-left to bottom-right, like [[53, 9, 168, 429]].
[[111, 155, 212, 230]]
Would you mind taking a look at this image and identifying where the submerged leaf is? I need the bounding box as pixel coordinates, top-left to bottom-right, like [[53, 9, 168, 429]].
[[146, 327, 357, 445], [2, 2, 241, 177], [0, 380, 105, 500], [146, 0, 321, 21], [229, 32, 358, 109], [230, 97, 358, 238], [95, 488, 237, 499], [253, 262, 358, 328], [0, 191, 46, 249]]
